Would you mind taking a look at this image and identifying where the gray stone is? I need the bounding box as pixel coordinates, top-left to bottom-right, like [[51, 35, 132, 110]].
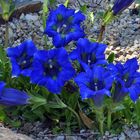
[[119, 133, 126, 140], [109, 137, 118, 140], [39, 26, 44, 32], [129, 131, 140, 139], [0, 127, 33, 140], [54, 136, 65, 140], [10, 22, 16, 29], [65, 136, 78, 140], [80, 129, 86, 133], [8, 27, 14, 40], [25, 14, 39, 22], [20, 13, 25, 20], [34, 20, 40, 26], [105, 131, 110, 136], [44, 136, 49, 140], [37, 131, 44, 137], [135, 18, 140, 23]]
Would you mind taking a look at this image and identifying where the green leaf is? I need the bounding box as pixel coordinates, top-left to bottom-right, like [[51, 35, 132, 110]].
[[90, 38, 97, 42], [0, 46, 11, 81], [112, 104, 125, 113], [0, 0, 8, 10], [134, 99, 140, 125], [47, 103, 66, 109], [102, 8, 114, 26], [43, 0, 48, 13], [41, 87, 50, 96], [9, 1, 15, 17], [0, 109, 6, 121], [0, 46, 7, 62], [10, 120, 21, 128], [30, 95, 47, 110], [49, 0, 56, 6], [42, 0, 49, 29], [0, 0, 15, 21], [88, 12, 94, 23], [54, 94, 67, 108], [80, 5, 87, 14], [52, 126, 62, 134], [107, 52, 115, 63], [64, 0, 69, 7], [136, 0, 140, 4]]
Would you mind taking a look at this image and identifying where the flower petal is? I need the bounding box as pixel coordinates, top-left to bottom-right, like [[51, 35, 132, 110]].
[[10, 58, 21, 77], [0, 88, 29, 106]]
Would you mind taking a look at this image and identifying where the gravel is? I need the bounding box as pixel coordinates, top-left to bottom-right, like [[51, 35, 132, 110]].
[[15, 121, 99, 140], [0, 12, 45, 48], [12, 120, 140, 140]]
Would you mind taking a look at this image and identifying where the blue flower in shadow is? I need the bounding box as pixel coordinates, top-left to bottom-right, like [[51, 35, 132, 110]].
[[108, 58, 140, 102], [70, 38, 107, 72], [30, 48, 75, 94], [112, 0, 135, 15], [7, 40, 37, 77], [75, 66, 114, 107], [44, 4, 85, 48], [0, 82, 29, 106]]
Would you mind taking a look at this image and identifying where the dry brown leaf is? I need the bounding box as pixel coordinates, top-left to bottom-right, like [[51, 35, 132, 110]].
[[79, 111, 94, 129]]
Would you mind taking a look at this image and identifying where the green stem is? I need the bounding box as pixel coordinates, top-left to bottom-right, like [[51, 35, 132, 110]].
[[95, 108, 104, 135], [66, 121, 71, 134], [64, 0, 69, 7], [54, 94, 81, 128], [99, 118, 104, 136], [5, 21, 9, 48], [67, 105, 81, 128], [107, 108, 112, 130], [42, 1, 49, 50], [97, 25, 105, 42]]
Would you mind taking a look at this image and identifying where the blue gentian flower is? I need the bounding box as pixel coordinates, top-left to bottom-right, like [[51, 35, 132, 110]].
[[75, 66, 114, 107], [7, 40, 37, 77], [0, 81, 29, 106], [31, 48, 75, 94], [111, 58, 140, 102], [112, 0, 135, 15], [70, 38, 107, 71], [44, 4, 85, 48]]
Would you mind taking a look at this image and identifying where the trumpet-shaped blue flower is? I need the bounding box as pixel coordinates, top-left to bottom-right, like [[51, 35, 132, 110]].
[[44, 4, 85, 48], [112, 0, 135, 15], [31, 48, 75, 94], [0, 81, 29, 106], [7, 40, 37, 77], [75, 66, 114, 107], [111, 58, 140, 102], [70, 38, 107, 71]]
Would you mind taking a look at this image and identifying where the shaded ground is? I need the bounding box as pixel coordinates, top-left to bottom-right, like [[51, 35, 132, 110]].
[[0, 0, 140, 140]]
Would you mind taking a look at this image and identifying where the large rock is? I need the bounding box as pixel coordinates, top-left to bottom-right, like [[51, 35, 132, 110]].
[[0, 126, 33, 140]]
